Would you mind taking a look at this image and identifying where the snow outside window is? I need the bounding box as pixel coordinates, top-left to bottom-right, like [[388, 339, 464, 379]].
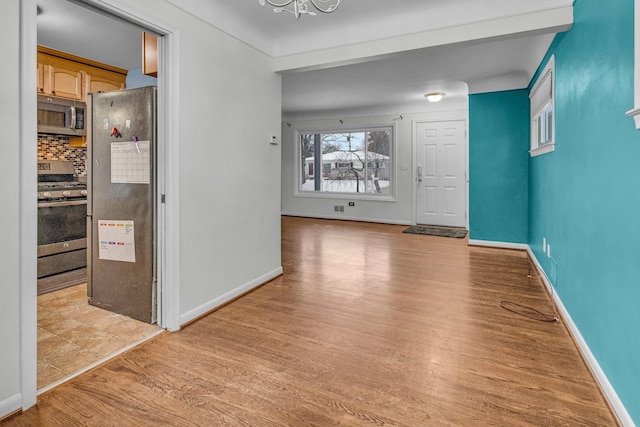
[[299, 128, 393, 195]]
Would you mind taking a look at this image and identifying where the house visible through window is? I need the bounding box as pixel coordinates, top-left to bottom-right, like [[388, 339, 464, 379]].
[[530, 55, 555, 156], [299, 128, 393, 195]]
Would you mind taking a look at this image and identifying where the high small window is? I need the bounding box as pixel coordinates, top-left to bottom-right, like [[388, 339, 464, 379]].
[[530, 55, 555, 156], [299, 128, 393, 196]]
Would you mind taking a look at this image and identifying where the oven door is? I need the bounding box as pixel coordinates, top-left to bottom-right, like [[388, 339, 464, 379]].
[[37, 200, 87, 278]]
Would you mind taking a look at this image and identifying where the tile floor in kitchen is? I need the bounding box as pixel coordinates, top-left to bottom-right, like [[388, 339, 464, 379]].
[[37, 283, 161, 390]]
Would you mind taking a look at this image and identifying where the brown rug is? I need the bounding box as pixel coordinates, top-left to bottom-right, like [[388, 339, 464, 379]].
[[403, 225, 468, 239], [37, 268, 87, 295]]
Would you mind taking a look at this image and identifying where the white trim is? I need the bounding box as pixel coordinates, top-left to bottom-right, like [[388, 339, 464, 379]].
[[468, 239, 528, 250], [0, 394, 22, 420], [627, 0, 640, 129], [293, 124, 397, 201], [18, 0, 183, 414], [529, 143, 555, 157], [293, 192, 396, 203], [36, 329, 164, 395], [281, 212, 412, 226], [625, 107, 640, 129], [157, 31, 181, 332], [526, 247, 635, 427], [19, 0, 38, 412], [179, 267, 284, 326], [530, 55, 555, 156]]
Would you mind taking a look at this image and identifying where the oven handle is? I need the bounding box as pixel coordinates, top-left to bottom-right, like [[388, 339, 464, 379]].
[[38, 200, 87, 208]]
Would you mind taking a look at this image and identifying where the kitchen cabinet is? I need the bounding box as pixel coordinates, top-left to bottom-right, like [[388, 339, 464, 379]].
[[142, 32, 158, 77], [37, 54, 83, 100], [37, 46, 127, 102], [85, 67, 126, 95]]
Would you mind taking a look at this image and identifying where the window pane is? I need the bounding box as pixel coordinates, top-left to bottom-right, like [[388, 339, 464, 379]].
[[538, 114, 545, 144], [546, 105, 553, 142], [300, 134, 315, 191], [321, 132, 366, 193], [366, 130, 390, 194]]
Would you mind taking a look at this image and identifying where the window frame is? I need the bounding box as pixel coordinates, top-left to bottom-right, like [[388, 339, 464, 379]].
[[530, 55, 555, 157], [294, 124, 397, 201]]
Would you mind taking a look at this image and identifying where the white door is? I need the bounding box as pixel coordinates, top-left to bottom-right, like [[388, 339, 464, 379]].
[[415, 120, 466, 227]]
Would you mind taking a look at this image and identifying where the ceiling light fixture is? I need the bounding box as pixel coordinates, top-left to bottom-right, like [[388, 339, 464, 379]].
[[258, 0, 341, 19], [425, 92, 446, 103]]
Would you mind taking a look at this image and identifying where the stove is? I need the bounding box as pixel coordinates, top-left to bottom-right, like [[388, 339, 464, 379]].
[[37, 160, 87, 279]]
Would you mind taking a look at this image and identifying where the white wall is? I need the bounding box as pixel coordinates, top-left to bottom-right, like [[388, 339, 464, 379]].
[[0, 0, 24, 416], [281, 108, 468, 225], [2, 0, 282, 417], [168, 3, 283, 318]]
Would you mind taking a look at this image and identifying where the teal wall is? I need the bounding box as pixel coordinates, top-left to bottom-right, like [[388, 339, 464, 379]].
[[469, 90, 529, 243], [528, 0, 640, 422]]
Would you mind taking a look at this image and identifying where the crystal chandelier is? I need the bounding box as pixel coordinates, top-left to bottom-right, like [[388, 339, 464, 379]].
[[258, 0, 342, 19]]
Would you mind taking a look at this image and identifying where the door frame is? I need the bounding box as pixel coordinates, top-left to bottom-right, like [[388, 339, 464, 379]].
[[412, 113, 469, 229], [19, 0, 182, 410]]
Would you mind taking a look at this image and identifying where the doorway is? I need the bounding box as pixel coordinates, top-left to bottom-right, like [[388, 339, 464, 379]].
[[29, 0, 176, 394], [415, 120, 467, 227]]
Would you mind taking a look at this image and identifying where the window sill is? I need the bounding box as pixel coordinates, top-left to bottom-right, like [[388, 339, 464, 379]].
[[530, 143, 555, 157], [294, 191, 396, 203], [626, 107, 640, 129]]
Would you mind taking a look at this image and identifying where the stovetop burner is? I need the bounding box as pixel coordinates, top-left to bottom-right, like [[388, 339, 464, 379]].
[[38, 181, 87, 189], [38, 181, 87, 201]]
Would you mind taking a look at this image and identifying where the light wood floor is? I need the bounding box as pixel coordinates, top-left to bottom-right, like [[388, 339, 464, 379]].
[[37, 283, 160, 390], [5, 217, 617, 426]]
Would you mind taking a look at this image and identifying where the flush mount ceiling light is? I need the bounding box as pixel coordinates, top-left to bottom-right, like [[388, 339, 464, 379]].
[[425, 92, 446, 103], [258, 0, 342, 19]]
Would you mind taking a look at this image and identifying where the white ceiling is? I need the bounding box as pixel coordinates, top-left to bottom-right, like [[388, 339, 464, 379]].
[[37, 0, 573, 120]]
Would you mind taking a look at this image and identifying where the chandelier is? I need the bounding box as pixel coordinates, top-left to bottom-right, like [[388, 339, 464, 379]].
[[258, 0, 342, 19]]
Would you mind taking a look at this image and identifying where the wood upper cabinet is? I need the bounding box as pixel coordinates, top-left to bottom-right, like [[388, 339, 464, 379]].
[[86, 68, 126, 96], [37, 54, 83, 100], [37, 46, 127, 101], [142, 32, 158, 78]]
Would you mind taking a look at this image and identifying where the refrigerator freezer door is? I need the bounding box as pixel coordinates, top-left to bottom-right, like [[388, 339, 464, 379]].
[[88, 86, 157, 323]]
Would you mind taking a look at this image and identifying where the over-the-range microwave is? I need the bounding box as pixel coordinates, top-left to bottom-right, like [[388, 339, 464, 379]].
[[37, 94, 86, 136]]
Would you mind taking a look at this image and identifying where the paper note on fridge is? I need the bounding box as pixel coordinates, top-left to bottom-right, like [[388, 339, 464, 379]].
[[111, 141, 151, 184], [98, 220, 136, 263]]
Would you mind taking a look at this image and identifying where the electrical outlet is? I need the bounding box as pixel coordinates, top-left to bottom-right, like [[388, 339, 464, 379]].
[[348, 202, 355, 207]]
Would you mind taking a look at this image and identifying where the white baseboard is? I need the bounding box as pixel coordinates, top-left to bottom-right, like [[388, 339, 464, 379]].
[[179, 266, 283, 326], [0, 393, 21, 420], [468, 239, 529, 250], [526, 247, 635, 427], [281, 212, 412, 226]]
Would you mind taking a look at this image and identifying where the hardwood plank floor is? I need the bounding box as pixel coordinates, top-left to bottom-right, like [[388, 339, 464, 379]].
[[3, 217, 618, 426]]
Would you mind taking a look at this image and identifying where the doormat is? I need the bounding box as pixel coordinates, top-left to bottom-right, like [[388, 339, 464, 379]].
[[37, 268, 87, 295], [403, 225, 468, 239]]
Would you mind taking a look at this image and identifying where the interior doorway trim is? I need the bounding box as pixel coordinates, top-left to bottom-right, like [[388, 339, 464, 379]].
[[20, 0, 182, 412]]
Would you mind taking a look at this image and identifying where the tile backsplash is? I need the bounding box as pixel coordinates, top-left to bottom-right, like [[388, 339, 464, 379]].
[[37, 134, 87, 177]]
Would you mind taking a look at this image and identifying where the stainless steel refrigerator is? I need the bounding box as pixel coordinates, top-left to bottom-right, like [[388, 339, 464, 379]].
[[87, 86, 157, 323]]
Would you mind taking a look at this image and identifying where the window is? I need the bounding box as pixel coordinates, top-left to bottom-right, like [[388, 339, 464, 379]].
[[530, 55, 555, 156], [299, 128, 393, 196]]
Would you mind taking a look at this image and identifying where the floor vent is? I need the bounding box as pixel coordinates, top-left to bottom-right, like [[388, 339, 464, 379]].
[[334, 205, 345, 213]]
